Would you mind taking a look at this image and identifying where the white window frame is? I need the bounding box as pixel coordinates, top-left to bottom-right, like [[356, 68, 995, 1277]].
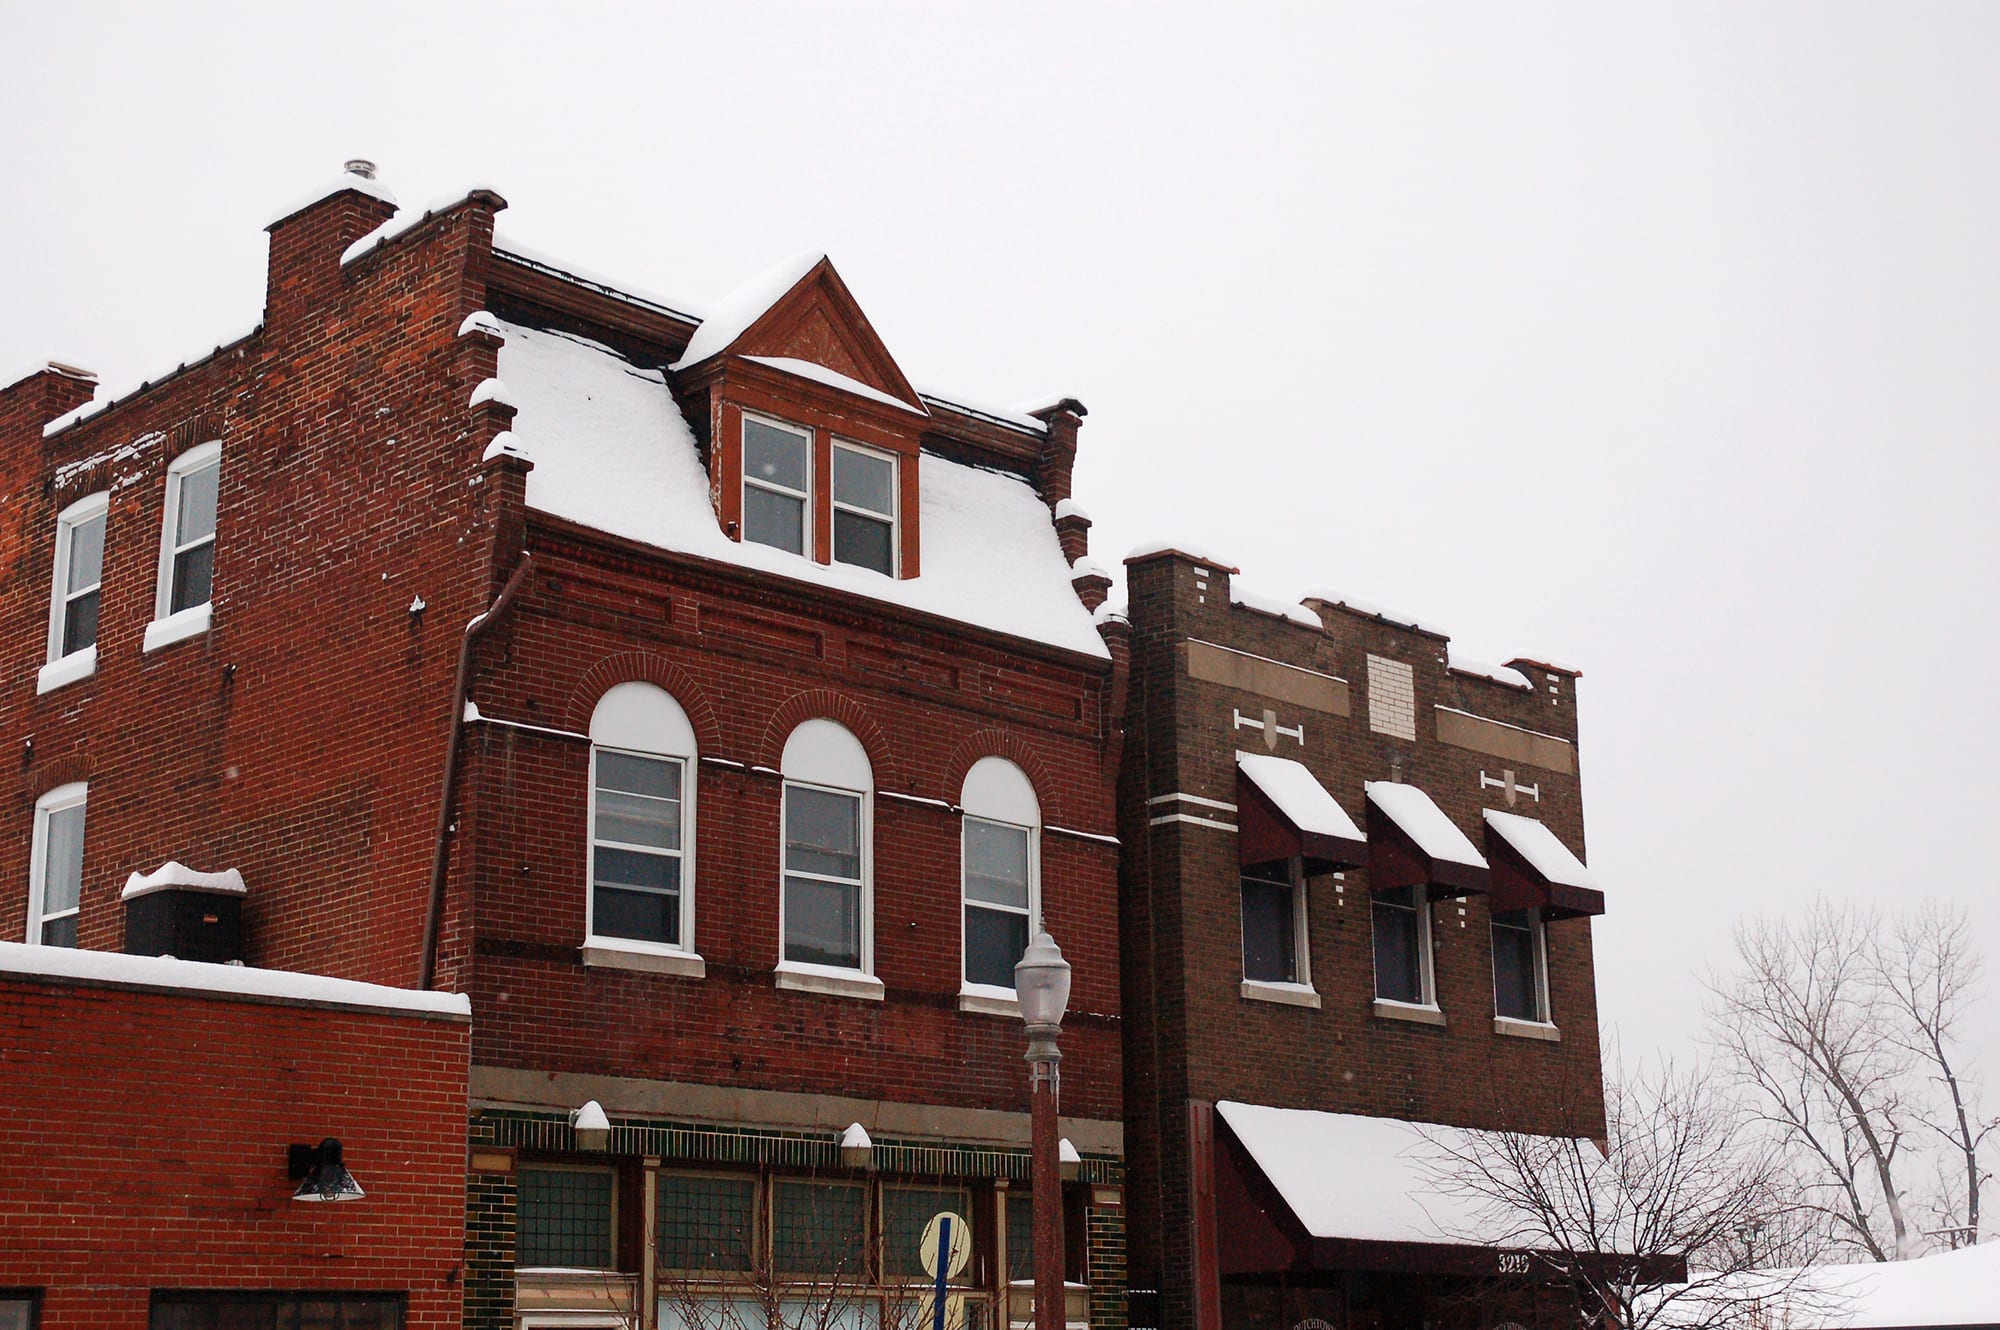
[[27, 782, 87, 948], [583, 683, 700, 978], [740, 412, 812, 557], [830, 439, 898, 577], [958, 757, 1042, 1013], [148, 440, 221, 650], [1490, 905, 1552, 1025], [1239, 856, 1317, 1006], [960, 814, 1040, 997], [47, 491, 107, 664], [1370, 882, 1437, 1010], [776, 720, 877, 999]]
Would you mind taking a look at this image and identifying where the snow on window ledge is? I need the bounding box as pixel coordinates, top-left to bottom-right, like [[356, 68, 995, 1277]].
[[774, 960, 884, 1002], [1492, 1015, 1561, 1043], [143, 602, 211, 654], [580, 937, 705, 979], [958, 983, 1021, 1018], [1371, 998, 1446, 1027], [1241, 979, 1322, 1010], [36, 646, 97, 695]]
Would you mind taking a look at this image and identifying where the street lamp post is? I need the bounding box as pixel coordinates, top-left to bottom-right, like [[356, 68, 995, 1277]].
[[1015, 931, 1073, 1330]]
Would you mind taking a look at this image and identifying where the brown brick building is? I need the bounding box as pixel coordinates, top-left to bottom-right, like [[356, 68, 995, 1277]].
[[1115, 549, 1612, 1330], [1, 165, 1127, 1330]]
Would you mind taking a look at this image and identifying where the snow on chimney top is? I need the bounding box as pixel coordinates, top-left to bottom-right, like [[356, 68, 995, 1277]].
[[344, 159, 377, 180]]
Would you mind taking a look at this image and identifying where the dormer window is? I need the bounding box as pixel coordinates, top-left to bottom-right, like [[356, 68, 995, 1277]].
[[831, 442, 895, 576], [742, 414, 811, 556]]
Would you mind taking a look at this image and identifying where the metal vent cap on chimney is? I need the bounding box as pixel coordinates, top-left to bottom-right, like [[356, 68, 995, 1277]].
[[344, 159, 377, 180]]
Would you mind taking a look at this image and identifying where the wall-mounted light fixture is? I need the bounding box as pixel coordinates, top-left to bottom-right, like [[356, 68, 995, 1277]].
[[840, 1122, 874, 1170], [288, 1138, 365, 1202], [572, 1100, 610, 1151]]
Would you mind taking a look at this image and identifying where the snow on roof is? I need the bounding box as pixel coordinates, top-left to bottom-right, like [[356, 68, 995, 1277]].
[[1446, 648, 1531, 689], [739, 355, 927, 416], [340, 187, 498, 268], [121, 861, 248, 901], [1053, 498, 1091, 522], [1307, 588, 1445, 635], [2, 360, 97, 394], [0, 940, 470, 1018], [495, 320, 1108, 659], [42, 322, 261, 440], [1365, 782, 1487, 869], [1125, 540, 1239, 570], [1230, 582, 1322, 629], [1070, 555, 1114, 582], [670, 250, 825, 371], [916, 386, 1049, 435], [1678, 1242, 2000, 1329], [1484, 811, 1596, 890], [1217, 1101, 1631, 1252], [1238, 753, 1364, 842], [492, 237, 706, 324], [266, 168, 398, 228]]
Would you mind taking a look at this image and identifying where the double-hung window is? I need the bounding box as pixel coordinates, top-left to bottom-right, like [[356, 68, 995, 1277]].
[[831, 442, 896, 576], [28, 783, 86, 948], [48, 493, 106, 664], [586, 683, 698, 956], [1492, 907, 1550, 1023], [742, 415, 811, 556], [1371, 884, 1433, 1006], [147, 441, 220, 652], [1241, 860, 1306, 986], [779, 720, 873, 982], [960, 757, 1042, 997]]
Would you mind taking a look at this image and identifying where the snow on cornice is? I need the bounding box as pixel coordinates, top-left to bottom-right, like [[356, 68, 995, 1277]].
[[266, 168, 399, 229], [739, 356, 927, 416], [0, 941, 471, 1019]]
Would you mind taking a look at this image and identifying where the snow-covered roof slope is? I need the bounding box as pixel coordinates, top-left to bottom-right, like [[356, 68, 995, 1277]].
[[1365, 782, 1487, 869], [495, 320, 1107, 659], [1484, 811, 1596, 890], [1237, 753, 1364, 842], [740, 356, 926, 415], [0, 941, 470, 1018], [670, 250, 825, 371], [1217, 1102, 1633, 1252]]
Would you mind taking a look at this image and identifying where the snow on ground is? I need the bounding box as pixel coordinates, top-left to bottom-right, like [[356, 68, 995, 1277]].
[[1484, 810, 1596, 889], [1238, 752, 1364, 841], [1365, 781, 1488, 868], [0, 941, 470, 1018], [494, 320, 1107, 658]]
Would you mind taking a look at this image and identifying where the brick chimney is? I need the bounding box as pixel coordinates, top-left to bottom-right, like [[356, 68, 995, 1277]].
[[264, 160, 399, 331], [1028, 397, 1086, 508]]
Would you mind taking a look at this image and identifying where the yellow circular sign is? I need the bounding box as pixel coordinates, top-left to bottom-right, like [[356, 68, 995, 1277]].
[[919, 1211, 972, 1279]]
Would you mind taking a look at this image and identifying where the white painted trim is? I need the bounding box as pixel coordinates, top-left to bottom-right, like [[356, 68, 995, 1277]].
[[959, 985, 1023, 1018], [36, 645, 97, 695], [141, 601, 210, 653], [961, 810, 1039, 994], [774, 960, 884, 1001], [586, 740, 695, 959], [1044, 824, 1119, 846], [582, 940, 706, 979], [1490, 905, 1552, 1024], [1146, 791, 1237, 813], [471, 711, 590, 742], [1493, 1016, 1562, 1042], [739, 410, 813, 557], [1433, 704, 1572, 746], [1372, 998, 1447, 1027], [1240, 980, 1321, 1009], [1148, 812, 1235, 832], [1369, 883, 1436, 1006], [152, 439, 221, 624]]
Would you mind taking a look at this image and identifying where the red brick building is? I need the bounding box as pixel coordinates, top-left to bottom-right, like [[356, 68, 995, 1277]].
[[1, 165, 1127, 1330], [1115, 549, 1614, 1330]]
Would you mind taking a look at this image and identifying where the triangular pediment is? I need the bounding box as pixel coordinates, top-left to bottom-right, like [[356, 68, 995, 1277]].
[[676, 254, 925, 413]]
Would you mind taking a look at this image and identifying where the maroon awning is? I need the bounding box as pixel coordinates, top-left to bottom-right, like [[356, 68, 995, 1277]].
[[1364, 783, 1489, 896], [1236, 754, 1367, 873], [1483, 810, 1605, 918]]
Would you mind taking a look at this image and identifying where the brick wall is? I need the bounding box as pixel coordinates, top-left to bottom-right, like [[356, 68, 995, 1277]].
[[0, 971, 469, 1327]]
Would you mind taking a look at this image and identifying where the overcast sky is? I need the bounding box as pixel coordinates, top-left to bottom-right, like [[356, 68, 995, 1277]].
[[5, 2, 1997, 1070]]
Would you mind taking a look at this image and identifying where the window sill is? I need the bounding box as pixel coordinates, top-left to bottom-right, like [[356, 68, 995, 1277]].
[[959, 984, 1022, 1017], [1241, 980, 1321, 1009], [581, 939, 705, 979], [37, 646, 97, 695], [1493, 1016, 1561, 1042], [1372, 998, 1446, 1027], [143, 603, 211, 653], [775, 961, 884, 1001]]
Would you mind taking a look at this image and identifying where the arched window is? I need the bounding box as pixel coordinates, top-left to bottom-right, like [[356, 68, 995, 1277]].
[[779, 720, 872, 977], [588, 683, 697, 954], [960, 757, 1040, 994]]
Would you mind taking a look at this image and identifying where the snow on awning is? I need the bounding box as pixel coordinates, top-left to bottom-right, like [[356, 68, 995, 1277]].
[[1236, 753, 1366, 872], [1213, 1101, 1645, 1278], [1363, 782, 1489, 895], [1484, 810, 1604, 919]]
